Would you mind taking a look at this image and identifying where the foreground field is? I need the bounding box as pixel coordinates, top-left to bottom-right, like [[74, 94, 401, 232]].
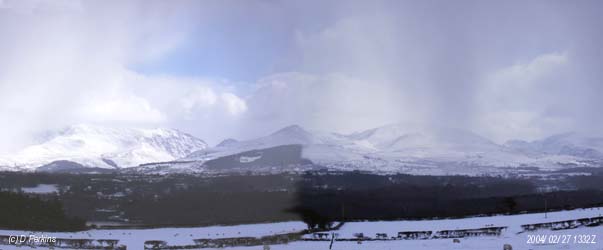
[[1, 207, 601, 249]]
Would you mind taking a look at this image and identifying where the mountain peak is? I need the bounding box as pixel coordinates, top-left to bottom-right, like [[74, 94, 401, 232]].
[[216, 138, 238, 147], [503, 132, 603, 159], [183, 125, 318, 162], [270, 125, 309, 136], [349, 123, 496, 150], [2, 125, 208, 170]]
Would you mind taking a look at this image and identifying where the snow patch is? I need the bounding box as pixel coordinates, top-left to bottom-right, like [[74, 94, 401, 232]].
[[20, 184, 59, 194]]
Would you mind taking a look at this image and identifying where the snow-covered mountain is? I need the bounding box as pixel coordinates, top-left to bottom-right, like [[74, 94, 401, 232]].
[[0, 124, 208, 170], [192, 124, 499, 164], [174, 124, 603, 175], [505, 132, 603, 159], [351, 124, 497, 150], [2, 123, 602, 174], [185, 125, 356, 161]]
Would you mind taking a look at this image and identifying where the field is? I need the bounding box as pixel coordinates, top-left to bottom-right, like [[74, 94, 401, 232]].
[[0, 207, 601, 249], [1, 171, 603, 249]]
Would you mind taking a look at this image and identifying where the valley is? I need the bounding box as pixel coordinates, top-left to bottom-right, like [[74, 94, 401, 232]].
[[1, 170, 603, 231]]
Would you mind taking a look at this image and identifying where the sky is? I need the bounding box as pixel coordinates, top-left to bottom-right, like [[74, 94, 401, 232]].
[[0, 0, 602, 151]]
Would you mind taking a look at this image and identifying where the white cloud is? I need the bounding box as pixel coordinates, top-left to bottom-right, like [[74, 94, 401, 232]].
[[179, 85, 247, 118], [2, 0, 602, 151], [239, 72, 406, 137], [76, 94, 166, 124], [475, 52, 572, 142], [220, 93, 247, 116], [0, 1, 248, 151], [181, 86, 219, 114], [490, 52, 568, 87]]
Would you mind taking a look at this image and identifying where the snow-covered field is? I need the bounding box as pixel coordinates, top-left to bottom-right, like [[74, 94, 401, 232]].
[[0, 222, 306, 249], [332, 207, 603, 237], [259, 227, 601, 250], [224, 208, 603, 250], [20, 184, 59, 194], [1, 208, 601, 249]]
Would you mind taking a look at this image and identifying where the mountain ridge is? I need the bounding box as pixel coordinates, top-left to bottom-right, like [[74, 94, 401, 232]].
[[0, 124, 208, 170], [177, 124, 603, 175], [2, 123, 603, 174]]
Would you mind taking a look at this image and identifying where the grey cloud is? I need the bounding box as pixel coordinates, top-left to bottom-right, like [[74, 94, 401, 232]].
[[1, 0, 603, 150]]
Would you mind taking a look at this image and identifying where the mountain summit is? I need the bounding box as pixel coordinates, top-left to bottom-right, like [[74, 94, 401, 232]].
[[505, 132, 603, 159], [3, 124, 603, 174], [180, 124, 603, 175], [0, 124, 207, 170], [185, 124, 324, 161]]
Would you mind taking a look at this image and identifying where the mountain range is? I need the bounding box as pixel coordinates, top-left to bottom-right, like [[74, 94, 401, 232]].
[[1, 124, 602, 174], [0, 124, 207, 171], [175, 124, 602, 175]]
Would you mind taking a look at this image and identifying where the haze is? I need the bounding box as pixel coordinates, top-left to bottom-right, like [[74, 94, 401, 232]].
[[1, 0, 602, 152]]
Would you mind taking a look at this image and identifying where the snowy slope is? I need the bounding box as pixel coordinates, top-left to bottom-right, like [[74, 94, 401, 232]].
[[0, 221, 306, 250], [3, 123, 602, 174], [185, 125, 363, 161], [0, 124, 207, 170], [349, 124, 504, 163], [185, 125, 316, 161], [181, 124, 603, 174], [351, 124, 498, 151], [506, 132, 603, 159], [0, 208, 600, 249], [356, 125, 586, 170]]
